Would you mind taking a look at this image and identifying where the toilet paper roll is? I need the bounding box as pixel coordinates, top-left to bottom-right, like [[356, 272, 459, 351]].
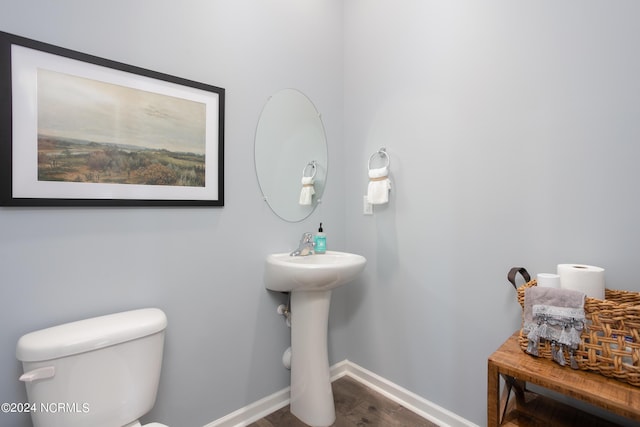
[[536, 273, 561, 288], [557, 264, 605, 299]]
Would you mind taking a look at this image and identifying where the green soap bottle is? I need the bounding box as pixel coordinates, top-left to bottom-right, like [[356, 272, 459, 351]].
[[314, 223, 326, 254]]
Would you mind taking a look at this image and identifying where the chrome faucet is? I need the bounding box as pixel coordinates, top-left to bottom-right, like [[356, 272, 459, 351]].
[[290, 232, 315, 256]]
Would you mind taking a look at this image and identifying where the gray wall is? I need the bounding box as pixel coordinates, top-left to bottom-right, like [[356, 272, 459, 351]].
[[0, 1, 345, 427], [341, 0, 640, 425], [2, 1, 640, 427]]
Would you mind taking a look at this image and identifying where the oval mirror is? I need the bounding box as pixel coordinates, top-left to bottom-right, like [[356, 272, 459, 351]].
[[254, 89, 328, 222]]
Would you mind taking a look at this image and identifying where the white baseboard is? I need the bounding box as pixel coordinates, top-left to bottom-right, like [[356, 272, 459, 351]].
[[332, 360, 478, 427], [204, 360, 478, 427], [202, 386, 290, 427]]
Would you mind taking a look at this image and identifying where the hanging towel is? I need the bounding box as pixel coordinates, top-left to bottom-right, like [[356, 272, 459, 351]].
[[367, 166, 391, 205], [299, 176, 315, 205], [523, 286, 585, 367]]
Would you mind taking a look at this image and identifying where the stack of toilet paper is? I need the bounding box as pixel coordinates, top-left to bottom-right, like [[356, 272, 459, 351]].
[[536, 264, 605, 299]]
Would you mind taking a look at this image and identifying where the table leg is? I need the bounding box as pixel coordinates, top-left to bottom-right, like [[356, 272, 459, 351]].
[[488, 360, 501, 426]]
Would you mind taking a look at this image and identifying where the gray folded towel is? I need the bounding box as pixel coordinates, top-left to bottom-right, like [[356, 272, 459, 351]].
[[524, 286, 586, 327], [523, 286, 586, 367]]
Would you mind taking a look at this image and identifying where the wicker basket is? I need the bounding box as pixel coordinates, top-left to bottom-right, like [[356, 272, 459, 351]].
[[516, 279, 640, 386]]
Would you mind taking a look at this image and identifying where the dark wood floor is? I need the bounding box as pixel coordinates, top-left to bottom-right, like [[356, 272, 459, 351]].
[[248, 376, 438, 427]]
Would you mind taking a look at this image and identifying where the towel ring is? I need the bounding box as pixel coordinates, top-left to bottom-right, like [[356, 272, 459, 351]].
[[302, 161, 317, 179], [368, 148, 390, 170]]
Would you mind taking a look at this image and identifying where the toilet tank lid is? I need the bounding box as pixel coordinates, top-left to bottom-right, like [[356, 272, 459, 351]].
[[16, 308, 167, 362]]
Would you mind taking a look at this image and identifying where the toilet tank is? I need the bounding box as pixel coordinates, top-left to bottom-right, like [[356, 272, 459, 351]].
[[16, 308, 167, 427]]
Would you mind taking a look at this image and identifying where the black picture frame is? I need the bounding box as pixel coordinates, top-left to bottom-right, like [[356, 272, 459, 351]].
[[0, 31, 224, 206]]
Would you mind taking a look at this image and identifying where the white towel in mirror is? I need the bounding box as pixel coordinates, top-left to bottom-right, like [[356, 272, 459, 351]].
[[299, 176, 315, 205]]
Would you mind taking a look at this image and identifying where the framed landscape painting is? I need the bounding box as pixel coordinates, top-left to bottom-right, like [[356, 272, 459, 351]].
[[0, 31, 224, 206]]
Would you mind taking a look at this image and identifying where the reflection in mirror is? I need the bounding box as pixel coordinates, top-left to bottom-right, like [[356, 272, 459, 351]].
[[254, 89, 328, 222]]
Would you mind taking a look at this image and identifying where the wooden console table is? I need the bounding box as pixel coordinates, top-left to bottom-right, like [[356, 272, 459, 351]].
[[488, 333, 640, 426]]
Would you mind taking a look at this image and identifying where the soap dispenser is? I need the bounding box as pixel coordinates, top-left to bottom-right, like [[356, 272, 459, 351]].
[[314, 223, 326, 254]]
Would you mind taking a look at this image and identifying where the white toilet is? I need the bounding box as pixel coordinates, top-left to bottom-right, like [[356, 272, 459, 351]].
[[16, 308, 169, 427]]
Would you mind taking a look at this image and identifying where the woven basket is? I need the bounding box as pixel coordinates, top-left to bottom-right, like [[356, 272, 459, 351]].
[[516, 279, 640, 386]]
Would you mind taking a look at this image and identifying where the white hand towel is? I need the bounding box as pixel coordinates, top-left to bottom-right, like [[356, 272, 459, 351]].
[[299, 176, 315, 205], [367, 166, 391, 205]]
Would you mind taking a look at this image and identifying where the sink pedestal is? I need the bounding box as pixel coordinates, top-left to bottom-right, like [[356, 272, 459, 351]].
[[263, 251, 367, 426], [290, 290, 335, 427]]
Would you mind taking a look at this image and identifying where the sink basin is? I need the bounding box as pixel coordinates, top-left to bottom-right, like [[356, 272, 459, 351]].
[[264, 251, 367, 292]]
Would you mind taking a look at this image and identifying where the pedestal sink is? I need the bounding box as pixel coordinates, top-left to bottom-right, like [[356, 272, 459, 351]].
[[264, 251, 366, 427]]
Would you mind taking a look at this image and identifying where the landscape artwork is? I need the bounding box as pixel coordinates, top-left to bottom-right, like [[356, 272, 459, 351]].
[[37, 69, 206, 187]]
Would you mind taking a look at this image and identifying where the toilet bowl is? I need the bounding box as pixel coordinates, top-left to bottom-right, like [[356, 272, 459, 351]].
[[16, 308, 170, 427]]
